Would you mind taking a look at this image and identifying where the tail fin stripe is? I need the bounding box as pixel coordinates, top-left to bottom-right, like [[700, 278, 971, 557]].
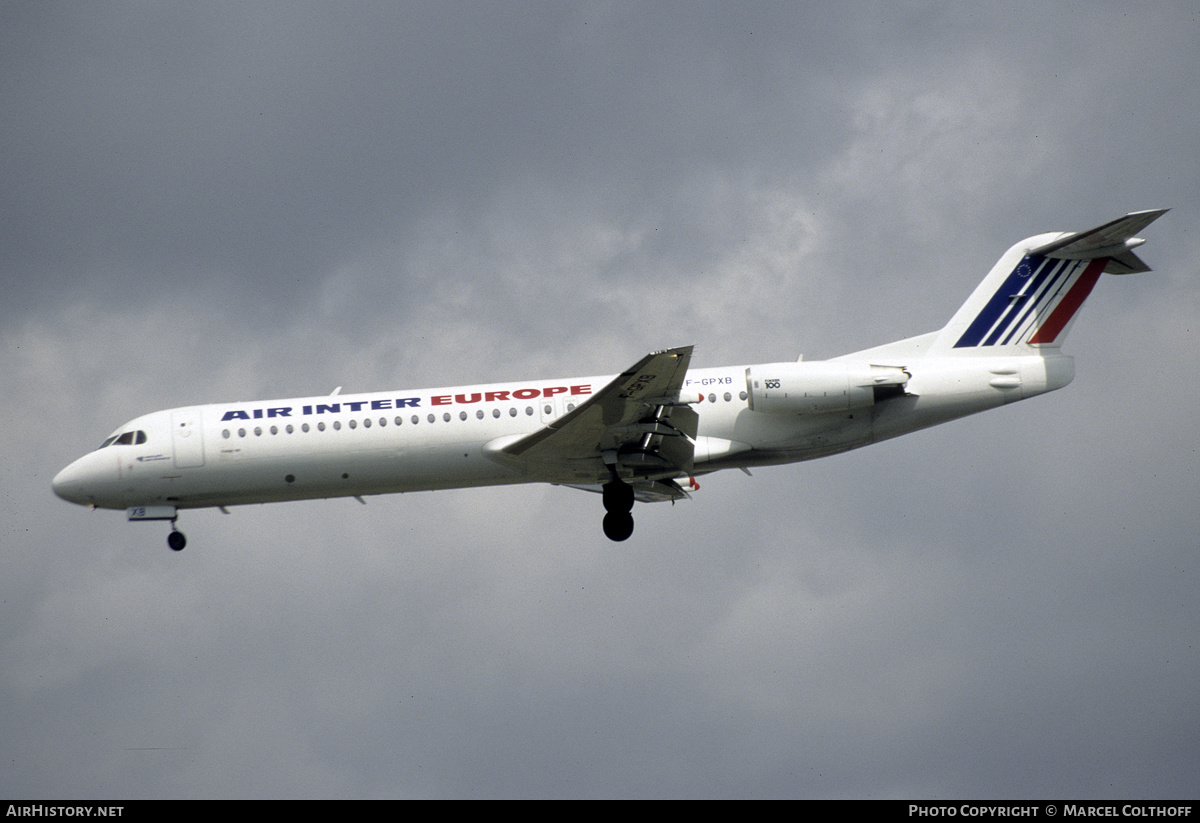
[[956, 255, 1065, 348], [953, 259, 1039, 347], [996, 258, 1076, 345], [1014, 260, 1084, 343], [985, 257, 1071, 346], [1027, 257, 1107, 345]]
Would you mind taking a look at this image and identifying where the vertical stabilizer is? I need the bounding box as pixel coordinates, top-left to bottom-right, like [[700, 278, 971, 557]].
[[931, 210, 1167, 353]]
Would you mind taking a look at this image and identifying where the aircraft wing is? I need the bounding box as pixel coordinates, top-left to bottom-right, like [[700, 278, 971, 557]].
[[484, 346, 700, 486], [1030, 208, 1169, 274]]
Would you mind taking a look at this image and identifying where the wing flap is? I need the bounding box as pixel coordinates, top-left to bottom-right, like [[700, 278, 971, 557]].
[[488, 346, 698, 483]]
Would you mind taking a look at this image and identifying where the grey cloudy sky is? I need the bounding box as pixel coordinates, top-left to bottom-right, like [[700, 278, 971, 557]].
[[3, 1, 1198, 799]]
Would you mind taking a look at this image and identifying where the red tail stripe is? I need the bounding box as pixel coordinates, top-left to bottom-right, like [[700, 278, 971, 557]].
[[1027, 258, 1108, 345]]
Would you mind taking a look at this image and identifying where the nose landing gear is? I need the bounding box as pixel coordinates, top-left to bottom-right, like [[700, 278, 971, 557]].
[[126, 506, 187, 552]]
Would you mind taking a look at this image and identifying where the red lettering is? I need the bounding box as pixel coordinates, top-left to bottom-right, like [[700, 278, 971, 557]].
[[435, 386, 592, 404]]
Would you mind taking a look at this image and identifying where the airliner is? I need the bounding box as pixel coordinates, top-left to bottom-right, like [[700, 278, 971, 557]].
[[53, 210, 1167, 549]]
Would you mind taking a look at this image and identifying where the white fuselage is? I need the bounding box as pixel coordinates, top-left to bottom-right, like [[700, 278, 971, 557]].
[[51, 352, 1073, 513]]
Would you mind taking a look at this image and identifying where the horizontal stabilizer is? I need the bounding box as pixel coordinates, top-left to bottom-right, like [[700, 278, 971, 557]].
[[1030, 209, 1168, 274]]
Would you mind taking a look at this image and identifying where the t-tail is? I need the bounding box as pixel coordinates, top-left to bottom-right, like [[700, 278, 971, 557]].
[[930, 209, 1168, 354]]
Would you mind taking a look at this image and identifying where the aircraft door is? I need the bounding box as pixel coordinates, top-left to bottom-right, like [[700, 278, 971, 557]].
[[171, 409, 205, 468]]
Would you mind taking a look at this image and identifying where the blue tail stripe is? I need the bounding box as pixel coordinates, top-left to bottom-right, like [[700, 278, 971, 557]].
[[981, 256, 1061, 346], [955, 255, 1048, 348], [997, 258, 1075, 345], [954, 265, 1029, 347]]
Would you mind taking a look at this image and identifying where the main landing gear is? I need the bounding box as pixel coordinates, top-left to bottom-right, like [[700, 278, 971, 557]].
[[602, 479, 636, 542]]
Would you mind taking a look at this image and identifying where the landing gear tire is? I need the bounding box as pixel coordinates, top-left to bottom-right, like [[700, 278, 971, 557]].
[[602, 480, 635, 514], [602, 511, 634, 542], [167, 530, 187, 552]]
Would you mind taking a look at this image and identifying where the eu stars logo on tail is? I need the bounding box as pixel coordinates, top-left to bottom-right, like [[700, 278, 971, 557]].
[[53, 210, 1168, 549]]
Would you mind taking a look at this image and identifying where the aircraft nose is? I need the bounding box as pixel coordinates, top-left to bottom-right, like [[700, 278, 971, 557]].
[[52, 458, 96, 506]]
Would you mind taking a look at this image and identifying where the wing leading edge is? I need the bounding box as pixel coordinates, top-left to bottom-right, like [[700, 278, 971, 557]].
[[483, 346, 699, 488]]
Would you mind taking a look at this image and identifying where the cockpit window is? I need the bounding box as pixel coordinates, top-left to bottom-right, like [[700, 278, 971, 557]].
[[97, 430, 147, 449]]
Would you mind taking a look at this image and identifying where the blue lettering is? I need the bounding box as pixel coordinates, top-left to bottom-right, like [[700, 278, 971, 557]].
[[225, 397, 423, 422]]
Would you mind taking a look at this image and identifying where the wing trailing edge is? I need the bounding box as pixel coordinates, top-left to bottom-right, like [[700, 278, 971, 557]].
[[483, 346, 699, 484]]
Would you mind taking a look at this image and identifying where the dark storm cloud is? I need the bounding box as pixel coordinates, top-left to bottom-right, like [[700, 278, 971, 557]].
[[2, 3, 838, 324]]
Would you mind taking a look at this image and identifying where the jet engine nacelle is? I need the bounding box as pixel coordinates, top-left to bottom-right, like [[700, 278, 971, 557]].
[[745, 361, 909, 415]]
